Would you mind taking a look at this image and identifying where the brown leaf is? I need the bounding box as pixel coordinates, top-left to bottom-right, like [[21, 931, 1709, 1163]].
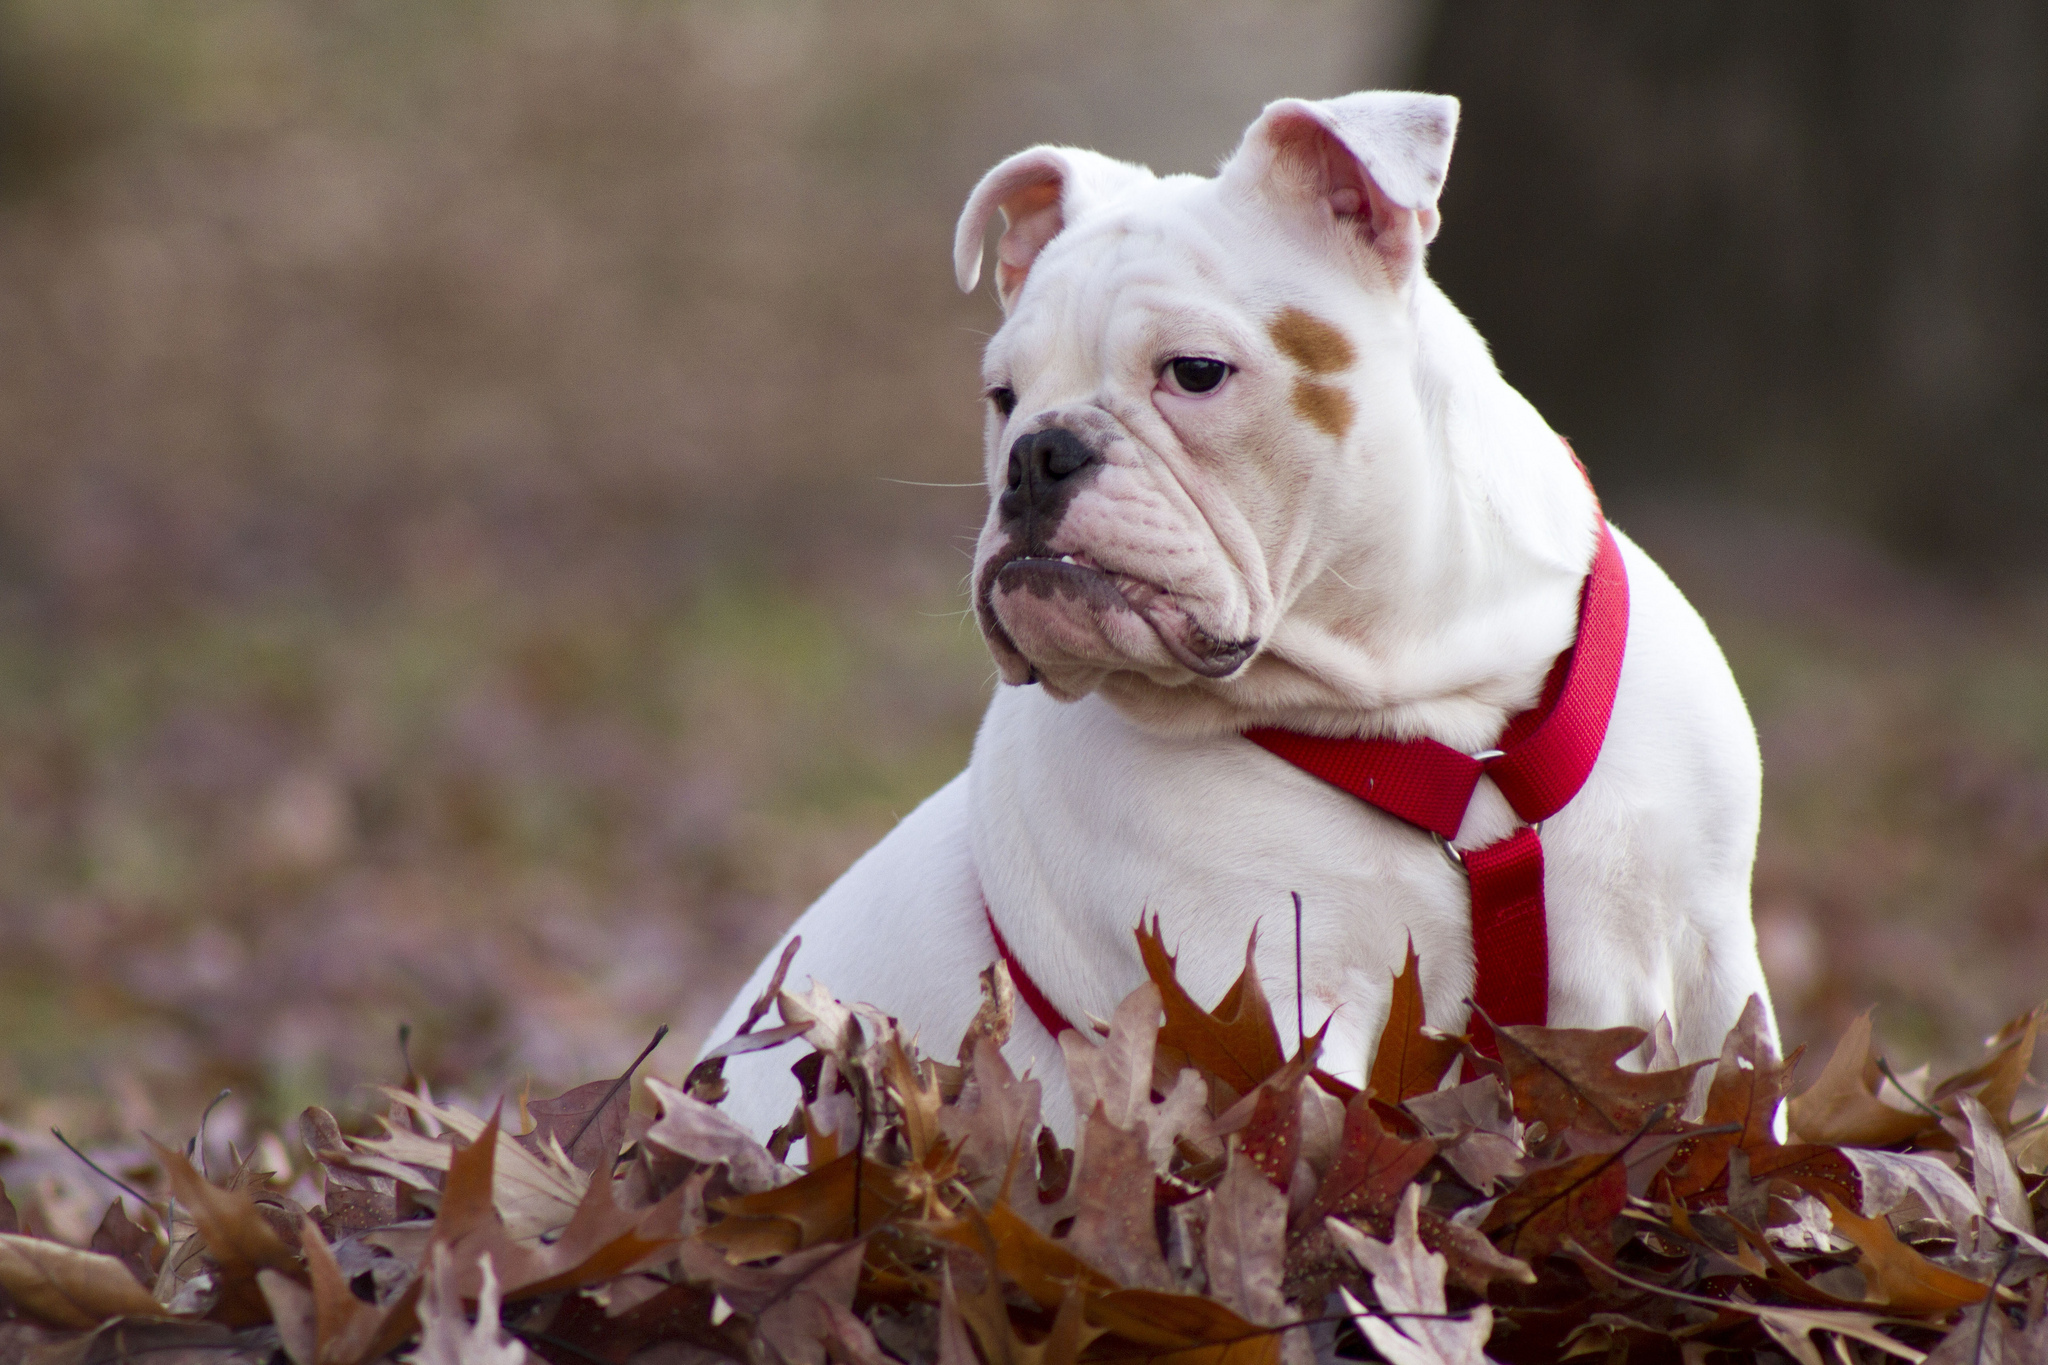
[[1332, 1185, 1498, 1365], [936, 1201, 1116, 1313], [939, 1035, 1046, 1219], [1480, 1149, 1629, 1264], [1138, 920, 1287, 1109], [1199, 1149, 1290, 1329], [1931, 1006, 2041, 1131], [676, 1237, 867, 1365], [0, 1180, 17, 1234], [271, 1213, 419, 1365], [1785, 1010, 1941, 1147], [641, 1077, 791, 1195], [1063, 1105, 1173, 1290], [1236, 1075, 1302, 1194], [699, 1151, 914, 1261], [1368, 940, 1463, 1104], [1086, 1290, 1282, 1365], [884, 1037, 945, 1164], [1301, 1089, 1438, 1227], [1663, 995, 1804, 1200], [1820, 1193, 1992, 1316], [1061, 982, 1210, 1172], [91, 1200, 163, 1287], [516, 1022, 667, 1173], [0, 1233, 165, 1330], [1493, 1021, 1707, 1139], [148, 1137, 300, 1327]]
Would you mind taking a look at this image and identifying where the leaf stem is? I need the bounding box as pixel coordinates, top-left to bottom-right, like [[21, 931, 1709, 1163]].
[[50, 1128, 159, 1212], [565, 1023, 670, 1156]]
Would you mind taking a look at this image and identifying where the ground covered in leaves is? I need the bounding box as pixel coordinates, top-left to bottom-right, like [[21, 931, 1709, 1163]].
[[2, 928, 2045, 1365]]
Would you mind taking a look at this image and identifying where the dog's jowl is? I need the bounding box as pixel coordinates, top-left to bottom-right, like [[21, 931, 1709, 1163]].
[[703, 91, 1777, 1136]]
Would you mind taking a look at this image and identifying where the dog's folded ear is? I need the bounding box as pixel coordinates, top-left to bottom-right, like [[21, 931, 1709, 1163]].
[[954, 147, 1152, 308], [1223, 91, 1459, 283]]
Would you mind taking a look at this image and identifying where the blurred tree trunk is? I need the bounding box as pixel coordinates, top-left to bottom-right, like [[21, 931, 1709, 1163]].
[[1416, 3, 2048, 570]]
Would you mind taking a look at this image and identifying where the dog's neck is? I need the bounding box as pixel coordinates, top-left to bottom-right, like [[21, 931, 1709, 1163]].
[[1099, 278, 1600, 752]]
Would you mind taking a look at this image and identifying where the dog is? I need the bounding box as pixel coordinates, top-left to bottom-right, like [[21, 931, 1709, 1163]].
[[702, 91, 1777, 1136]]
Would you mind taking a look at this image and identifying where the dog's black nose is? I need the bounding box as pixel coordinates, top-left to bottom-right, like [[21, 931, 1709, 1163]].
[[1001, 427, 1099, 527]]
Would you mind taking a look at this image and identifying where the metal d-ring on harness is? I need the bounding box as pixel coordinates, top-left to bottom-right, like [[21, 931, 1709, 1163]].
[[1431, 749, 1546, 873]]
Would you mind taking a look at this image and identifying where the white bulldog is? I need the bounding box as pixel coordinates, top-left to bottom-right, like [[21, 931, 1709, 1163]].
[[703, 91, 1776, 1136]]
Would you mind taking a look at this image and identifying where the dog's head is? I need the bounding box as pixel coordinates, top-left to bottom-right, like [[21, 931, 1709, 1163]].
[[957, 92, 1484, 724]]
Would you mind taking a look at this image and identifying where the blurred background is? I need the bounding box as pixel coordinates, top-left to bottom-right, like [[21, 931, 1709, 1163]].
[[0, 0, 2043, 1212]]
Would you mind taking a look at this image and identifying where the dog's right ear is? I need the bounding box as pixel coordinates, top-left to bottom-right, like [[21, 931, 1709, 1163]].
[[954, 147, 1149, 309]]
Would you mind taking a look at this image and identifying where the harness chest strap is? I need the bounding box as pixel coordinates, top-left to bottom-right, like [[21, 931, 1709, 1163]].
[[986, 517, 1631, 1061]]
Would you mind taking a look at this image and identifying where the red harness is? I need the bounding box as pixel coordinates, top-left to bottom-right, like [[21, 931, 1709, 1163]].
[[985, 516, 1630, 1062]]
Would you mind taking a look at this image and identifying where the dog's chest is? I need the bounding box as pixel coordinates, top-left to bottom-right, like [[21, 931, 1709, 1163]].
[[965, 685, 1643, 1067]]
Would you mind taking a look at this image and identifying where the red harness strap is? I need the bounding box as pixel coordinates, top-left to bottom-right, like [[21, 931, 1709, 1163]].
[[983, 516, 1630, 1061], [1245, 519, 1629, 1058], [985, 905, 1079, 1041]]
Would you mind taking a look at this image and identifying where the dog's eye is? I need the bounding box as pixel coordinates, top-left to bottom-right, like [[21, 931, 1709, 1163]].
[[986, 386, 1018, 417], [1165, 357, 1231, 395]]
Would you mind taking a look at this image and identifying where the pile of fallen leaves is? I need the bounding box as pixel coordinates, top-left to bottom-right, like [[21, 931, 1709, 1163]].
[[2, 926, 2046, 1365]]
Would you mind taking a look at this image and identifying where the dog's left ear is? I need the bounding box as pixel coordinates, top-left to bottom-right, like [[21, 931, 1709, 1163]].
[[1222, 91, 1459, 283], [954, 147, 1152, 310]]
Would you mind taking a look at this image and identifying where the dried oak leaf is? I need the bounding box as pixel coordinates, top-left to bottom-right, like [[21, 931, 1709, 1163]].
[[1085, 1290, 1282, 1365], [1820, 1193, 1991, 1316], [0, 1233, 165, 1330], [1479, 1148, 1629, 1265], [1062, 982, 1209, 1173], [1332, 1186, 1499, 1365], [699, 1150, 916, 1263], [1368, 940, 1463, 1105], [1302, 1089, 1438, 1227], [414, 1246, 526, 1365], [677, 1237, 869, 1365], [1138, 920, 1287, 1109], [356, 1089, 585, 1240], [1064, 1105, 1174, 1291], [1930, 1005, 2041, 1133], [430, 1109, 692, 1303], [1662, 995, 1803, 1200], [937, 1201, 1116, 1313], [90, 1200, 163, 1288], [299, 1106, 398, 1234], [1492, 1021, 1707, 1139], [257, 1212, 421, 1365], [148, 1137, 301, 1328], [641, 1077, 793, 1196], [1402, 1077, 1525, 1195], [939, 1035, 1046, 1218], [1785, 1010, 1941, 1148], [1199, 1149, 1290, 1330], [516, 1026, 668, 1174]]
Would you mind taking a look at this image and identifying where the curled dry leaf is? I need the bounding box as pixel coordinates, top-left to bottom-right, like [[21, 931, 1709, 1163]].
[[1787, 1010, 1942, 1147], [1061, 982, 1208, 1172], [0, 1233, 165, 1330], [147, 1137, 300, 1327], [1820, 1193, 1992, 1316], [1491, 1021, 1708, 1140], [642, 1077, 793, 1195], [1333, 1185, 1499, 1365], [415, 1246, 529, 1365]]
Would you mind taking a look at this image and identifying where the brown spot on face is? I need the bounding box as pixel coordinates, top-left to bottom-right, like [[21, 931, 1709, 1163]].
[[1292, 377, 1354, 438], [1268, 306, 1356, 375]]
